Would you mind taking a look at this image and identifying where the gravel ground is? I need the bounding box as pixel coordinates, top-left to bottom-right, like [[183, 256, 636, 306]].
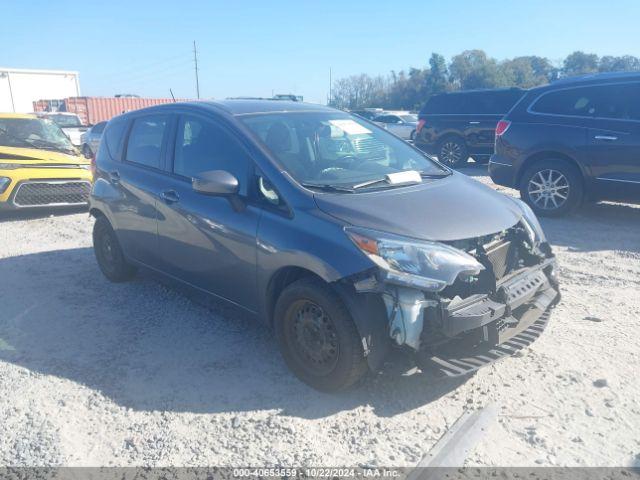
[[1, 165, 639, 467]]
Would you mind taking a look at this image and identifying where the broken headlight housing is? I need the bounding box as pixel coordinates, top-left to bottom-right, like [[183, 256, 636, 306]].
[[513, 198, 547, 246], [345, 227, 485, 292]]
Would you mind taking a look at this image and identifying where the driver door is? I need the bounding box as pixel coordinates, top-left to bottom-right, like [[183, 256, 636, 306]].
[[156, 113, 262, 311]]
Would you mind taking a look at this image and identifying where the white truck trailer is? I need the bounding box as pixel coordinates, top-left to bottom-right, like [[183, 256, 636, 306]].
[[0, 67, 81, 113]]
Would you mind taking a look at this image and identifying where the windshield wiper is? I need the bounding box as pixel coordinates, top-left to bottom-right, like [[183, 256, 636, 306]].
[[419, 171, 452, 178], [301, 182, 355, 193]]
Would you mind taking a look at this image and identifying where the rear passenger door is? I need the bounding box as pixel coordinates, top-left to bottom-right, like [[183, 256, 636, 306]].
[[109, 113, 171, 267], [586, 82, 640, 201], [156, 113, 262, 311]]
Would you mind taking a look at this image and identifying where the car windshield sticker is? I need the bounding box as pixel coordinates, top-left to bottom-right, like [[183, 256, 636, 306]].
[[329, 119, 372, 135]]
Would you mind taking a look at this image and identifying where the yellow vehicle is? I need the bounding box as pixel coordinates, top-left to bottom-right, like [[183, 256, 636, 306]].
[[0, 113, 92, 209]]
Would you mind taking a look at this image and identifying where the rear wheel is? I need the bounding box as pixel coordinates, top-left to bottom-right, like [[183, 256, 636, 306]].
[[274, 277, 368, 392], [520, 159, 583, 217], [93, 216, 137, 282], [438, 137, 468, 168]]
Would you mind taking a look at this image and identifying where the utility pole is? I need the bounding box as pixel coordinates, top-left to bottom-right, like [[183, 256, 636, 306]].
[[328, 67, 332, 106], [193, 40, 200, 99]]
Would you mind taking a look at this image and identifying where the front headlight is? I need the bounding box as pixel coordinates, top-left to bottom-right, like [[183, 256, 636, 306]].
[[345, 227, 484, 291], [515, 199, 547, 245], [0, 177, 11, 194]]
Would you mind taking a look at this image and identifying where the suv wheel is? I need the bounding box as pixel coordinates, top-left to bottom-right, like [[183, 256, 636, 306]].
[[274, 277, 368, 392], [520, 159, 583, 217], [93, 216, 137, 282], [438, 137, 468, 167], [409, 130, 416, 141]]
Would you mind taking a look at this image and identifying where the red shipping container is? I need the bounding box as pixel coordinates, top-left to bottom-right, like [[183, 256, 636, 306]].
[[62, 96, 191, 125], [34, 96, 193, 125]]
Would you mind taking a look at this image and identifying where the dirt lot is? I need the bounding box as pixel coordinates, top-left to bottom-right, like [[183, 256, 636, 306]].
[[1, 165, 639, 467]]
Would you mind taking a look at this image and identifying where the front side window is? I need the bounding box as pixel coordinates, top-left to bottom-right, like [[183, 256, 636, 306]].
[[240, 112, 447, 188], [0, 117, 75, 154], [92, 122, 107, 134], [532, 83, 640, 120], [173, 115, 250, 185], [125, 115, 169, 168]]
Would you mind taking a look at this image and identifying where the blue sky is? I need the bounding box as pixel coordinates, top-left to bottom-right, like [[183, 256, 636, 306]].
[[3, 0, 639, 103]]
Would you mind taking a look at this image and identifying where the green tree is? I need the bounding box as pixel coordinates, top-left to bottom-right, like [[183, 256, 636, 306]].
[[330, 74, 386, 109], [425, 53, 449, 94], [449, 50, 507, 89], [599, 55, 640, 72], [562, 51, 599, 77]]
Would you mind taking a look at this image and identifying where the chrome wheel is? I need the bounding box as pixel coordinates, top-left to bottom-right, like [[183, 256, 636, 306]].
[[527, 169, 570, 210], [440, 141, 463, 166]]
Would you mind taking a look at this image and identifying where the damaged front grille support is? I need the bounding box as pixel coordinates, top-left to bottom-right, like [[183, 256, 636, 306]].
[[382, 287, 437, 350]]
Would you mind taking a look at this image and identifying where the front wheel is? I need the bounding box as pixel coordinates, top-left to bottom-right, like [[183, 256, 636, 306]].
[[274, 278, 368, 392], [520, 159, 583, 217], [438, 137, 468, 168]]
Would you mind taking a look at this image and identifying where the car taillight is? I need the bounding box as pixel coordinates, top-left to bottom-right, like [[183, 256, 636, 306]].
[[495, 120, 511, 136], [90, 155, 96, 179], [416, 118, 427, 133]]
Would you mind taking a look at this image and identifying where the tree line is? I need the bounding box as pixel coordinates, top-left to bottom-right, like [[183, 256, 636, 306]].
[[329, 50, 640, 111]]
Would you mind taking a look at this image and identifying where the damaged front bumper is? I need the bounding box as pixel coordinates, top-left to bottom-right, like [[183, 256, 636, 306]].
[[378, 257, 560, 376]]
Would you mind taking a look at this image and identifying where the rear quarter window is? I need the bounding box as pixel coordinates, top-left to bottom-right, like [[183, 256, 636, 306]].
[[102, 118, 128, 160]]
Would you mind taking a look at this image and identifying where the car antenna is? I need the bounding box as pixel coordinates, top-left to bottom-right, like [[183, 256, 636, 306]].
[[169, 89, 176, 102]]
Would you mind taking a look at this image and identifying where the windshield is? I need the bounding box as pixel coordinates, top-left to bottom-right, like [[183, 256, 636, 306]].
[[240, 112, 446, 188], [44, 114, 83, 128], [0, 117, 76, 153]]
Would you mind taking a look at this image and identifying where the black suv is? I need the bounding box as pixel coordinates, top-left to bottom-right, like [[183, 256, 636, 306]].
[[490, 72, 640, 216], [415, 88, 525, 167]]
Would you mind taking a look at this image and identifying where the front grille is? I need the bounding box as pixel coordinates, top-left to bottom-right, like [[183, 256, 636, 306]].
[[351, 136, 387, 161], [13, 181, 91, 207]]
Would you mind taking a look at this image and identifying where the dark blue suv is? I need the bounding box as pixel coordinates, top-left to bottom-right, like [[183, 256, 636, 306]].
[[90, 100, 559, 391], [490, 72, 640, 216]]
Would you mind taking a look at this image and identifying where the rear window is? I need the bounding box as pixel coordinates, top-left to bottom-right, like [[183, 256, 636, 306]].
[[531, 83, 640, 120], [125, 115, 169, 169], [102, 118, 128, 159], [421, 90, 523, 115]]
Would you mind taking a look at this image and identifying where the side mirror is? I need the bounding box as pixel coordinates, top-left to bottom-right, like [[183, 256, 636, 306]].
[[192, 170, 239, 196]]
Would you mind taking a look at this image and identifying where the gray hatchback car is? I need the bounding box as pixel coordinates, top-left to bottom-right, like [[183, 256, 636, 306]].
[[90, 100, 560, 391]]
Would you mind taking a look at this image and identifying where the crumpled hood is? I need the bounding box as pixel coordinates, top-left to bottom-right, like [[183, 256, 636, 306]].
[[313, 173, 524, 241], [0, 146, 87, 165]]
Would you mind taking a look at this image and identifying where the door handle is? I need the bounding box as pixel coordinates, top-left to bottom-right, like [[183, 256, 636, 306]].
[[469, 121, 480, 125], [160, 190, 180, 204], [594, 135, 618, 141], [109, 171, 120, 183]]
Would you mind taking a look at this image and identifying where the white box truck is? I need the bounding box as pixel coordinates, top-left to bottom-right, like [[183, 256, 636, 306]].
[[0, 67, 80, 113]]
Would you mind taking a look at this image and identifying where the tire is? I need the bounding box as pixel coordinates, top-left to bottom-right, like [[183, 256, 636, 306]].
[[93, 216, 137, 282], [409, 130, 416, 142], [82, 144, 93, 159], [274, 277, 368, 392], [519, 159, 583, 217], [438, 137, 468, 168]]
